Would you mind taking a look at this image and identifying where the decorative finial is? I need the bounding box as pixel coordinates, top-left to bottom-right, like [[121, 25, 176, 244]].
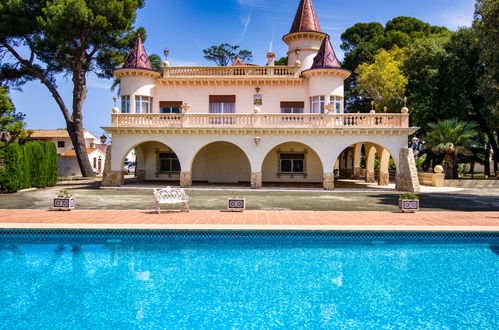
[[164, 48, 169, 61], [403, 96, 408, 107], [371, 101, 375, 111], [383, 106, 387, 113], [113, 97, 117, 106]]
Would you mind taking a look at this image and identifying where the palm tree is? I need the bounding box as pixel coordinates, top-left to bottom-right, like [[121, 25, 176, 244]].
[[424, 118, 478, 179], [111, 54, 163, 94]]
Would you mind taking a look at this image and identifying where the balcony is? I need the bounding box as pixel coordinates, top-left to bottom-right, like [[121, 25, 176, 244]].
[[163, 66, 301, 78], [111, 113, 410, 129]]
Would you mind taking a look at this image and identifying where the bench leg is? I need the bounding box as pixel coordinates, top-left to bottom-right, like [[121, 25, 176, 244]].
[[182, 202, 190, 212], [155, 201, 160, 214]]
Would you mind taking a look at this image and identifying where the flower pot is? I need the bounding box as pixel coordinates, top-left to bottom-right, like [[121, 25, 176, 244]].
[[399, 199, 419, 213], [53, 197, 75, 211], [228, 198, 245, 212]]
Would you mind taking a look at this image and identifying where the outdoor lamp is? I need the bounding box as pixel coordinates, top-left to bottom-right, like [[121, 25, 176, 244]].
[[100, 133, 108, 144], [254, 136, 261, 146]]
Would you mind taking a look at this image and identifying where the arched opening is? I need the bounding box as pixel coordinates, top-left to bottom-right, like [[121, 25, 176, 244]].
[[191, 141, 251, 186], [261, 142, 324, 188], [334, 142, 396, 189], [121, 141, 181, 186]]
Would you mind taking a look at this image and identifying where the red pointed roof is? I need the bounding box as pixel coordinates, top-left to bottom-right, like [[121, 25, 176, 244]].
[[311, 35, 341, 69], [123, 35, 152, 70], [290, 0, 321, 33]]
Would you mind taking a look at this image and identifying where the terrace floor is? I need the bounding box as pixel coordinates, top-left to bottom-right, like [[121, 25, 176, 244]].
[[0, 209, 497, 232]]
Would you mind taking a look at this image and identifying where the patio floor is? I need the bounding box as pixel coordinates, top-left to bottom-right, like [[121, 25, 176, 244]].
[[1, 209, 497, 232]]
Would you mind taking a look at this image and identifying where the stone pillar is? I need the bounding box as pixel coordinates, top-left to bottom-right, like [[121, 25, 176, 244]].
[[180, 172, 192, 188], [353, 143, 362, 180], [102, 146, 124, 187], [251, 172, 262, 189], [323, 173, 335, 190], [365, 144, 376, 183], [378, 148, 391, 186], [396, 148, 421, 192]]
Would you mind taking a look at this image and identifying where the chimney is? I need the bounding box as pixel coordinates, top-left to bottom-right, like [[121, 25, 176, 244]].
[[266, 52, 276, 66]]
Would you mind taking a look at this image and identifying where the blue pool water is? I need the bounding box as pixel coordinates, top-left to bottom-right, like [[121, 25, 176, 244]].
[[0, 231, 498, 329]]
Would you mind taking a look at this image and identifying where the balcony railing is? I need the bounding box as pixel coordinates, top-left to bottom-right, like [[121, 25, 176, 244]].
[[163, 66, 300, 78], [111, 113, 409, 129]]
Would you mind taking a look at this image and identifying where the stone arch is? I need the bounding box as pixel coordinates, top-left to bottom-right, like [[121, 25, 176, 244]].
[[191, 141, 252, 185], [332, 141, 397, 187], [120, 140, 182, 184], [260, 141, 325, 188]]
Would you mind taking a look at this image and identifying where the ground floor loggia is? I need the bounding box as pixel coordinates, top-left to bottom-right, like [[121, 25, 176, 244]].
[[102, 131, 420, 192]]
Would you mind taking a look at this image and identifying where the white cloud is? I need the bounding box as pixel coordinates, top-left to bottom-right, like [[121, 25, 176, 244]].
[[87, 77, 112, 90], [241, 12, 253, 39]]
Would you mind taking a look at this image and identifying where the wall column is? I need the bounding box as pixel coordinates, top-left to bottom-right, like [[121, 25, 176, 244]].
[[323, 172, 335, 190], [180, 171, 192, 188], [251, 172, 262, 189], [353, 143, 362, 180]]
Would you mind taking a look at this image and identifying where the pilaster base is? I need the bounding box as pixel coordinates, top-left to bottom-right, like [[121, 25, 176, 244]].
[[251, 172, 262, 189], [323, 173, 335, 190], [365, 171, 375, 183], [378, 171, 389, 186], [180, 172, 192, 188], [136, 169, 145, 181], [102, 170, 124, 187], [353, 167, 361, 180]]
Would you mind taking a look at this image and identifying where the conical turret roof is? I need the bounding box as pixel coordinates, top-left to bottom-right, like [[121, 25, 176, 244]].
[[311, 34, 341, 69], [123, 35, 152, 70], [289, 0, 321, 33]]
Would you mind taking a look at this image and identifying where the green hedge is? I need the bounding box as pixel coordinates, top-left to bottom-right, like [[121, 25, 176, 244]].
[[0, 141, 58, 193]]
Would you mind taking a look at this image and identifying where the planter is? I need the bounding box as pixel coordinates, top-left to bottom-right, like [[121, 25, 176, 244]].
[[53, 197, 75, 211], [228, 198, 245, 212], [399, 199, 419, 213]]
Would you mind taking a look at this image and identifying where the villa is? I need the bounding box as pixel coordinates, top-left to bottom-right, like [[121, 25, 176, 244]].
[[102, 0, 419, 191], [30, 129, 106, 177]]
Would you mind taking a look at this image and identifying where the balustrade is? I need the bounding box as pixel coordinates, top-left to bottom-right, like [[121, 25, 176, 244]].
[[163, 66, 300, 78], [111, 113, 409, 129]]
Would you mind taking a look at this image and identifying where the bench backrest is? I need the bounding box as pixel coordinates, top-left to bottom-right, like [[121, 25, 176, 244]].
[[153, 187, 189, 202]]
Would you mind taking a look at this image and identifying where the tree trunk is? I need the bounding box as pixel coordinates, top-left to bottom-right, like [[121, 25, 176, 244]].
[[484, 142, 491, 177], [470, 162, 475, 179], [70, 58, 95, 177], [443, 152, 456, 179]]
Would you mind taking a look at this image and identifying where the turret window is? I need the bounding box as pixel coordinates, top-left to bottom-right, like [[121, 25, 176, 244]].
[[135, 96, 152, 114], [121, 96, 130, 113], [310, 96, 325, 113], [330, 96, 343, 113]]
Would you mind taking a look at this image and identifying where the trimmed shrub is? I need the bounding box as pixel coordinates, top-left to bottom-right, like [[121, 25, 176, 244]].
[[0, 141, 58, 193]]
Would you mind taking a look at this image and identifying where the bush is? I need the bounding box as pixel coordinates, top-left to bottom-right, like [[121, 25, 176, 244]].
[[0, 141, 58, 192]]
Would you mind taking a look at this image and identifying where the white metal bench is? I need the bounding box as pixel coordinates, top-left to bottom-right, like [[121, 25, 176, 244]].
[[153, 187, 190, 213]]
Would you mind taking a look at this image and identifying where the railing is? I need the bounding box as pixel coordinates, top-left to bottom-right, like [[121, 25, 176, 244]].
[[163, 66, 300, 78], [111, 113, 409, 129]]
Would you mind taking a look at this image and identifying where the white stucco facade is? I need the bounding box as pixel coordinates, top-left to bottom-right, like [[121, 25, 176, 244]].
[[102, 0, 418, 190]]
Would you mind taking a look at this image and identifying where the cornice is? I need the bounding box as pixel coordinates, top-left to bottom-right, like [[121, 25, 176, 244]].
[[114, 68, 161, 79], [282, 31, 327, 44], [302, 68, 352, 79], [103, 127, 418, 136]]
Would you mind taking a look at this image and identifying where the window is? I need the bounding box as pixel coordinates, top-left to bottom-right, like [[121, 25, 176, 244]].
[[159, 153, 181, 172], [280, 154, 305, 173], [160, 101, 182, 114], [57, 141, 65, 148], [135, 96, 152, 114], [330, 96, 343, 113], [310, 96, 326, 113], [281, 102, 304, 114], [93, 158, 97, 168], [121, 96, 130, 113], [209, 95, 236, 113]]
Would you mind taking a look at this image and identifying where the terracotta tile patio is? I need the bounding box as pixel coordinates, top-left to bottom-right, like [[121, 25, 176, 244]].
[[0, 209, 498, 231]]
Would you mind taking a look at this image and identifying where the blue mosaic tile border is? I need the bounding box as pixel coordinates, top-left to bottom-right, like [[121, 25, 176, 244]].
[[0, 229, 497, 245]]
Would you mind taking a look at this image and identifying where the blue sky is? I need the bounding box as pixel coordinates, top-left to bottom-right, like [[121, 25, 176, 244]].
[[9, 0, 475, 136]]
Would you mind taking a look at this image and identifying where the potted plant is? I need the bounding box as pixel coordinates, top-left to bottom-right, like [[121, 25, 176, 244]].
[[228, 192, 245, 212], [399, 193, 419, 213], [53, 190, 75, 211]]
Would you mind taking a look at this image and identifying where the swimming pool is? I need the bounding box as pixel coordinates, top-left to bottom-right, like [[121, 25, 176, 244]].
[[0, 230, 498, 329]]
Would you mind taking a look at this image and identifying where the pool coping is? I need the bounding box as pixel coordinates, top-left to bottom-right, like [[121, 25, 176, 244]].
[[1, 223, 498, 233]]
